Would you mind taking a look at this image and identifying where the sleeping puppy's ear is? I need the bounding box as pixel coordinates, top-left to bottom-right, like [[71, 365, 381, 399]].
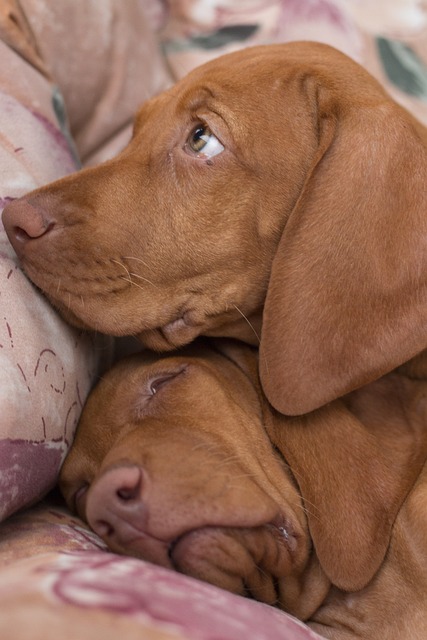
[[260, 72, 427, 416]]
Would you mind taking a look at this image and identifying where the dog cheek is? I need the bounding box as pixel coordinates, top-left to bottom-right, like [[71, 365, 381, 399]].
[[170, 527, 250, 595]]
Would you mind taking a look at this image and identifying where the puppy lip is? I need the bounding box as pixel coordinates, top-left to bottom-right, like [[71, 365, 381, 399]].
[[162, 316, 191, 335], [120, 532, 175, 570], [162, 311, 198, 333], [167, 519, 302, 599], [155, 313, 202, 348], [168, 514, 299, 567], [267, 514, 299, 555]]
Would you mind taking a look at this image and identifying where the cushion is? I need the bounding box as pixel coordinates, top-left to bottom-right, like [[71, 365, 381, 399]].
[[0, 0, 172, 522], [158, 0, 427, 128], [0, 503, 321, 640]]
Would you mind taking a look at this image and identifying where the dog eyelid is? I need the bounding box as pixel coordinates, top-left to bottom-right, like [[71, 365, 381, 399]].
[[150, 374, 175, 395], [134, 367, 188, 417], [148, 366, 188, 396]]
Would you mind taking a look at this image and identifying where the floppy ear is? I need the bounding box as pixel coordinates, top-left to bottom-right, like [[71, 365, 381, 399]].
[[265, 384, 427, 591], [259, 91, 427, 415]]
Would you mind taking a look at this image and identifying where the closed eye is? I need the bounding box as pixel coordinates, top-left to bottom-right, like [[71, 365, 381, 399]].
[[150, 373, 182, 395], [134, 365, 188, 417]]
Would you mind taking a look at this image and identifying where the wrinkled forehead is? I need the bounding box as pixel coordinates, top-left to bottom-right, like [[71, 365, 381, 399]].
[[135, 47, 295, 125], [171, 50, 289, 107], [139, 42, 384, 123], [76, 344, 261, 443], [179, 45, 294, 86]]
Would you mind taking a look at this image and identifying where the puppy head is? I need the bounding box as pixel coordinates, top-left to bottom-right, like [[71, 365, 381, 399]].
[[59, 340, 321, 615], [62, 340, 420, 611], [1, 42, 329, 347]]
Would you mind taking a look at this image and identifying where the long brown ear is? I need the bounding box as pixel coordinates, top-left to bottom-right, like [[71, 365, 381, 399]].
[[265, 380, 427, 591], [260, 86, 427, 415]]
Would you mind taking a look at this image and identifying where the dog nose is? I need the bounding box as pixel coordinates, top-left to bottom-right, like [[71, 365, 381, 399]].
[[85, 465, 147, 544], [2, 199, 55, 254]]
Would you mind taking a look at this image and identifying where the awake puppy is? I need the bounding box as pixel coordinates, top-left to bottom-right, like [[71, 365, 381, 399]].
[[3, 41, 427, 419], [60, 340, 427, 640]]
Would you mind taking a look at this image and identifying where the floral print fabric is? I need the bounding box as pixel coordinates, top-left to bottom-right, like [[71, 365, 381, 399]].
[[150, 0, 427, 126], [0, 504, 321, 640]]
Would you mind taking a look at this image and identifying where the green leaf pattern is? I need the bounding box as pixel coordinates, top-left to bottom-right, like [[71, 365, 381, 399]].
[[165, 25, 259, 54], [376, 37, 427, 102]]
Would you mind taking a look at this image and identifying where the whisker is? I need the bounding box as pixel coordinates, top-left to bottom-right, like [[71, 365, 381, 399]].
[[119, 275, 158, 292], [122, 255, 153, 271], [292, 501, 321, 522], [111, 259, 131, 279], [232, 303, 271, 379], [299, 496, 321, 516], [129, 271, 158, 288], [113, 258, 157, 288], [232, 303, 261, 344]]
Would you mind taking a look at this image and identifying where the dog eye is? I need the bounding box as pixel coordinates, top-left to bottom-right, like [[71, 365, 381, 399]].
[[148, 366, 187, 396], [186, 124, 224, 158], [149, 374, 177, 395], [135, 366, 188, 418]]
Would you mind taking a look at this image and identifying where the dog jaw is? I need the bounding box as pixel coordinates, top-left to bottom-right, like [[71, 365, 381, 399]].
[[170, 522, 300, 606]]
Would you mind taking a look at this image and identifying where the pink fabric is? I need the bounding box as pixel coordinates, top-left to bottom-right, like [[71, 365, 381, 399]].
[[0, 504, 320, 640], [157, 0, 427, 127], [0, 0, 172, 522]]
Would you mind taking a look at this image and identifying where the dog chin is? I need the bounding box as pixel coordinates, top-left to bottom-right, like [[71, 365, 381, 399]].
[[170, 524, 296, 605], [137, 318, 204, 351], [45, 298, 94, 332]]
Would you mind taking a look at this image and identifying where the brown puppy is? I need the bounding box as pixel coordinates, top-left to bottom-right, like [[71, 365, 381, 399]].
[[60, 340, 427, 640], [3, 42, 427, 418]]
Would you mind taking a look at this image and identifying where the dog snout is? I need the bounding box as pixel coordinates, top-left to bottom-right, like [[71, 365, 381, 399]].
[[85, 465, 147, 545], [2, 198, 55, 254]]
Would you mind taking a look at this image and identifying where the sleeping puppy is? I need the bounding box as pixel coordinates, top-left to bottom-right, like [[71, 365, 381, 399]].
[[59, 340, 427, 640], [3, 41, 427, 419]]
